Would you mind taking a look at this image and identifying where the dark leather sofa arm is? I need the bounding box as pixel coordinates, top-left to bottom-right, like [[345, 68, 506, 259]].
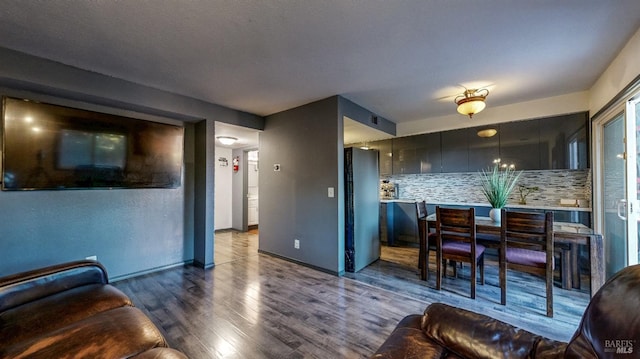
[[0, 259, 109, 312], [422, 303, 567, 359], [371, 314, 448, 358]]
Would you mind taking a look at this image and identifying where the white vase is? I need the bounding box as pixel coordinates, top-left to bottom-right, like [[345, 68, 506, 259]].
[[489, 208, 501, 223]]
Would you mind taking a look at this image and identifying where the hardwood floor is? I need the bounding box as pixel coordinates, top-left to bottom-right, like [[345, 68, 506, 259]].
[[347, 244, 590, 338], [113, 230, 589, 358]]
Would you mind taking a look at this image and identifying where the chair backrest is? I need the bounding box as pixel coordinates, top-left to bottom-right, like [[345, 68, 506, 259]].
[[416, 200, 428, 220], [416, 200, 428, 243], [500, 209, 553, 252], [435, 206, 476, 244], [565, 264, 640, 358]]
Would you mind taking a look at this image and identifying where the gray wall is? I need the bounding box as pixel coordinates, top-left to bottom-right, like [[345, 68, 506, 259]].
[[0, 187, 187, 279], [231, 148, 247, 231], [193, 120, 215, 269], [258, 96, 395, 275], [259, 97, 344, 274], [340, 96, 396, 136], [0, 47, 263, 279], [338, 97, 393, 272]]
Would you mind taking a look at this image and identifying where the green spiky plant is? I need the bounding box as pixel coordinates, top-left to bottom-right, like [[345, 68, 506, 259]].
[[479, 165, 522, 208]]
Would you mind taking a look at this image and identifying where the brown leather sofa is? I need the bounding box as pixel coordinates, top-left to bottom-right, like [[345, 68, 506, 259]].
[[372, 264, 640, 358], [0, 260, 187, 359]]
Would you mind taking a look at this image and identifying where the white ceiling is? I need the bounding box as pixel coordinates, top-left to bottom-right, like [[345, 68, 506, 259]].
[[215, 122, 260, 149], [344, 117, 392, 145], [0, 1, 639, 146]]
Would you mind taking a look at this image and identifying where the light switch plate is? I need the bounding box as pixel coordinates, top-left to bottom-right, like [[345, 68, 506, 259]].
[[328, 187, 334, 198]]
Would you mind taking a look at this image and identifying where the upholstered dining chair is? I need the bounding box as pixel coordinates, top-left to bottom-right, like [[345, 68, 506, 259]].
[[435, 206, 485, 299], [416, 200, 437, 280], [500, 209, 554, 317]]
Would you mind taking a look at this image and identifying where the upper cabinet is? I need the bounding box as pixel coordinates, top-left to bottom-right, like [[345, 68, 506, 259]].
[[499, 112, 589, 171], [538, 112, 589, 169], [441, 129, 469, 173], [468, 126, 500, 172], [392, 133, 441, 174], [368, 139, 393, 176], [392, 136, 419, 174], [414, 132, 441, 173], [499, 119, 541, 170], [358, 111, 589, 176], [348, 139, 393, 176]]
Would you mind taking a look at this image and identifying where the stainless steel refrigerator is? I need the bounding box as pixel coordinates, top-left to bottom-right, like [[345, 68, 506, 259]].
[[344, 147, 380, 272]]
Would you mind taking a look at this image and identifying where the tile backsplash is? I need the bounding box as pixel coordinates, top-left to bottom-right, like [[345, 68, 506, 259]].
[[384, 169, 591, 208]]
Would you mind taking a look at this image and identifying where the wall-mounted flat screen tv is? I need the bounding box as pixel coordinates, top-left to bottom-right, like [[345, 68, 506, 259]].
[[2, 97, 184, 190]]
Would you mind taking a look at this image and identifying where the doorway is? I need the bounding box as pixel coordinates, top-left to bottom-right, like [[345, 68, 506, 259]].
[[213, 122, 260, 264], [593, 90, 640, 278], [247, 150, 259, 230]]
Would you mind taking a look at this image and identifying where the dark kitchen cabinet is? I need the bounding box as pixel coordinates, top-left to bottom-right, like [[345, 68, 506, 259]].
[[392, 133, 441, 174], [499, 119, 541, 170], [468, 126, 500, 172], [347, 139, 393, 176], [354, 111, 589, 176], [376, 139, 394, 175], [367, 139, 393, 176], [381, 201, 419, 245], [414, 132, 441, 173], [380, 202, 391, 243], [392, 201, 419, 244], [441, 129, 469, 172], [539, 112, 589, 169], [393, 136, 420, 174]]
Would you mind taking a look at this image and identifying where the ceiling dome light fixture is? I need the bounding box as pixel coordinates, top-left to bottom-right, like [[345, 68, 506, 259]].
[[217, 136, 238, 145], [477, 128, 497, 138], [455, 88, 489, 119]]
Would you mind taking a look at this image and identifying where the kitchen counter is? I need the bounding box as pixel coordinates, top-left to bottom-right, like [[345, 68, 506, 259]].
[[380, 199, 416, 204]]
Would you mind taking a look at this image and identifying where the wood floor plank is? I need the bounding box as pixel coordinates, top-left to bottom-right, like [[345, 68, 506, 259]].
[[113, 230, 588, 358]]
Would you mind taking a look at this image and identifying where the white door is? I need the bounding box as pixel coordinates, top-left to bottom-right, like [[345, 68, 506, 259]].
[[594, 94, 640, 278], [247, 150, 259, 226], [628, 97, 640, 266]]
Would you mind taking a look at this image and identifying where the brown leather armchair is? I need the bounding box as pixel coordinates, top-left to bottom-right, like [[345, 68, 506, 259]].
[[373, 264, 640, 358], [0, 260, 187, 359]]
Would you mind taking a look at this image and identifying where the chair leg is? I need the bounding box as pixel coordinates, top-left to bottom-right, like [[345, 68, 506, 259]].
[[470, 258, 476, 299], [547, 271, 554, 317], [419, 237, 428, 281], [560, 248, 571, 289], [443, 258, 452, 278], [500, 264, 507, 306], [436, 250, 442, 290], [571, 243, 580, 289], [422, 247, 430, 281], [418, 236, 424, 270], [555, 244, 571, 289], [479, 255, 485, 285]]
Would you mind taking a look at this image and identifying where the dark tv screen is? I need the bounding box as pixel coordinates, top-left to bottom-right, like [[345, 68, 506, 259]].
[[2, 97, 184, 190]]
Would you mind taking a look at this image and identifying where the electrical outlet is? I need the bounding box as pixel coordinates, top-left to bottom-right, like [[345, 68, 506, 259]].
[[294, 239, 300, 249], [86, 255, 97, 261]]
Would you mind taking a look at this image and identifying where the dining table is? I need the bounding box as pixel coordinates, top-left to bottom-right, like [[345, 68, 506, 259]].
[[422, 213, 605, 297]]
